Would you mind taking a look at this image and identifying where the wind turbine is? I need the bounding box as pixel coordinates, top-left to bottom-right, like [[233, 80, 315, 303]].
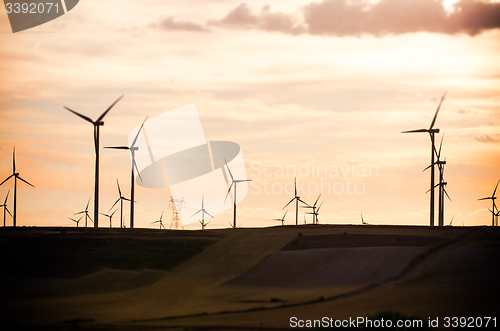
[[423, 133, 451, 227], [224, 159, 252, 229], [361, 211, 367, 225], [151, 210, 165, 229], [306, 202, 323, 224], [0, 147, 34, 227], [1, 190, 12, 227], [283, 177, 309, 225], [191, 195, 213, 230], [104, 117, 146, 229], [273, 210, 288, 226], [402, 92, 446, 227], [302, 194, 321, 224], [74, 198, 93, 227], [69, 216, 83, 227], [478, 179, 500, 226], [101, 209, 117, 228], [109, 179, 131, 229], [64, 95, 124, 228]]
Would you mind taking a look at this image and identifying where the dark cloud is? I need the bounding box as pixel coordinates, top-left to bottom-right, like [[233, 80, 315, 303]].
[[153, 17, 209, 32], [211, 0, 500, 36], [210, 3, 306, 35], [474, 135, 499, 143]]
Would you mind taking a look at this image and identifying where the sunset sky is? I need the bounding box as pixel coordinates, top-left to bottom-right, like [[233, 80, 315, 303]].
[[0, 0, 499, 229]]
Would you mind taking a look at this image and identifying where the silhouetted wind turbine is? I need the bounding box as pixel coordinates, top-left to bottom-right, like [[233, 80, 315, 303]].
[[191, 195, 213, 230], [69, 216, 83, 227], [0, 147, 34, 227], [361, 211, 367, 225], [1, 190, 12, 227], [104, 117, 146, 229], [402, 92, 446, 227], [283, 177, 309, 225], [224, 159, 252, 229], [478, 179, 499, 226], [306, 202, 323, 224], [273, 210, 288, 226], [151, 210, 165, 229], [101, 209, 117, 228], [65, 95, 123, 228], [75, 198, 93, 227], [302, 194, 321, 224], [110, 179, 131, 229]]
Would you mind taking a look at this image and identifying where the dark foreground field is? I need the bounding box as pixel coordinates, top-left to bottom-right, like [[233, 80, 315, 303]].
[[0, 225, 498, 330]]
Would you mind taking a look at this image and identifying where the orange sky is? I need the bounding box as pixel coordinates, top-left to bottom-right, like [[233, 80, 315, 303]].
[[0, 0, 499, 229]]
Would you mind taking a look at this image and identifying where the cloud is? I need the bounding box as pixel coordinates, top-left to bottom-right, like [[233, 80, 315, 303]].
[[153, 17, 210, 32], [211, 0, 500, 36], [210, 3, 307, 35], [474, 135, 499, 143]]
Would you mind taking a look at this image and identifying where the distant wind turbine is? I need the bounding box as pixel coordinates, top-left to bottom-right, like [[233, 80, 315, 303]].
[[273, 210, 288, 226], [74, 198, 93, 227], [101, 209, 117, 228], [402, 92, 446, 227], [306, 202, 323, 224], [302, 194, 321, 224], [361, 211, 367, 225], [0, 147, 34, 227], [191, 195, 213, 230], [1, 190, 12, 227], [69, 216, 83, 227], [109, 179, 131, 229], [283, 177, 309, 225], [151, 210, 165, 229], [104, 117, 146, 229], [478, 179, 499, 226], [65, 95, 124, 228], [224, 159, 252, 229]]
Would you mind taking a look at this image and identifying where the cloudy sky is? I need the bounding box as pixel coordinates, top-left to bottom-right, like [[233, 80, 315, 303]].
[[0, 0, 499, 229]]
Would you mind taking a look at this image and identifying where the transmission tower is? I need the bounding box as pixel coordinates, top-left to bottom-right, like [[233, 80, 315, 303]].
[[169, 196, 185, 230]]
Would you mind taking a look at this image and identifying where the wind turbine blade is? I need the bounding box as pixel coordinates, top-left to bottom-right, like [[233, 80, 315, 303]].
[[313, 193, 322, 207], [116, 179, 122, 197], [17, 176, 35, 188], [132, 157, 143, 182], [122, 198, 133, 202], [191, 210, 202, 218], [12, 147, 15, 173], [294, 177, 297, 196], [160, 210, 164, 220], [298, 198, 309, 206], [86, 198, 91, 210], [283, 209, 288, 218], [151, 220, 159, 224], [422, 164, 432, 172], [223, 183, 233, 205], [111, 209, 117, 217], [477, 197, 492, 201], [74, 211, 85, 215], [131, 117, 148, 147], [401, 129, 428, 133], [449, 215, 455, 225], [0, 174, 14, 186], [317, 202, 324, 212], [492, 179, 500, 197], [429, 92, 446, 130], [104, 146, 130, 150], [283, 197, 295, 210], [224, 159, 234, 182], [110, 198, 120, 211], [100, 213, 110, 217], [205, 211, 215, 218], [444, 189, 452, 201], [64, 106, 95, 124], [96, 95, 124, 123], [5, 207, 12, 218], [437, 132, 445, 160]]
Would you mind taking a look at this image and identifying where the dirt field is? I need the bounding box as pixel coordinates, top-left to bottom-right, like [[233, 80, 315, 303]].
[[0, 224, 495, 330]]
